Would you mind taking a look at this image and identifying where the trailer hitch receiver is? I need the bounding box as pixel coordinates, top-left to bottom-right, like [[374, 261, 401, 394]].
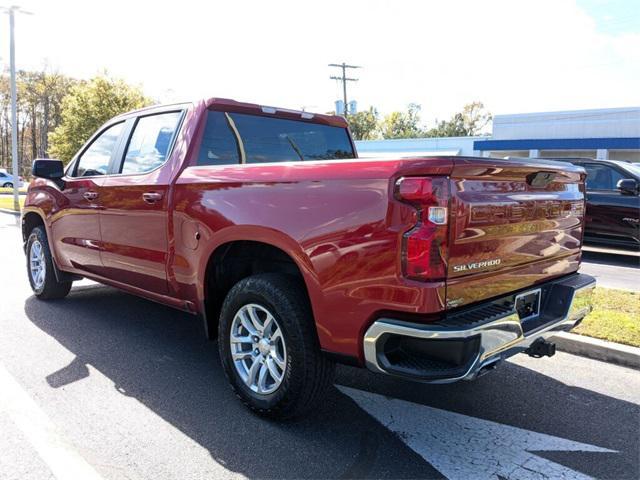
[[525, 338, 556, 358]]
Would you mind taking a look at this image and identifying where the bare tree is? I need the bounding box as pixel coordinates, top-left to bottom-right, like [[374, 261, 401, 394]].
[[0, 68, 76, 174]]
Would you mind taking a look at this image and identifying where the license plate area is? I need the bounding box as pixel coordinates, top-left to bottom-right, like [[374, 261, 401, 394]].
[[515, 289, 541, 323]]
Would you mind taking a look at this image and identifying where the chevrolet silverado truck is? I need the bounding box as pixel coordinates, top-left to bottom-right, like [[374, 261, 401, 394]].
[[23, 98, 596, 418]]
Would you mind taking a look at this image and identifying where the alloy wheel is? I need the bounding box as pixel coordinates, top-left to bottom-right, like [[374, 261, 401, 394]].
[[229, 303, 287, 395], [30, 239, 46, 290]]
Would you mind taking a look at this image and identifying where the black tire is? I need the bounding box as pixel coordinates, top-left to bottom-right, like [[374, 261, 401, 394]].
[[2, 182, 12, 188], [218, 273, 335, 419], [26, 226, 72, 300]]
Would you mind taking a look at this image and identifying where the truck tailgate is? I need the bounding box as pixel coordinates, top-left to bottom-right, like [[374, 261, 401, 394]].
[[445, 157, 586, 309]]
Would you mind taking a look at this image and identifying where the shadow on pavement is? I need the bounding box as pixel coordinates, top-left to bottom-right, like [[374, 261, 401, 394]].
[[24, 285, 438, 480], [582, 250, 640, 268], [25, 284, 639, 479]]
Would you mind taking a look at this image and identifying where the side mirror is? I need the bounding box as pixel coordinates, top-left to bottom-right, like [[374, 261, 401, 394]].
[[32, 158, 65, 188], [617, 178, 639, 195]]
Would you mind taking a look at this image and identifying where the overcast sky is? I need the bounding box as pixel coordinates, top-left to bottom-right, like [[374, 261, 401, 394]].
[[5, 0, 640, 125]]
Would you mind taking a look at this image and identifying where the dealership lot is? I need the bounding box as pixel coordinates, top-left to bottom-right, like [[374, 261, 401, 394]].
[[1, 211, 638, 480]]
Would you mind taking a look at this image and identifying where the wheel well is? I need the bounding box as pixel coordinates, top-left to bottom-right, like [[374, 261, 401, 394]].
[[21, 211, 80, 283], [204, 241, 308, 339], [22, 212, 45, 244]]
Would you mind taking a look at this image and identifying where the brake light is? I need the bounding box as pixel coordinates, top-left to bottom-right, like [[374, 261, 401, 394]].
[[395, 176, 450, 282]]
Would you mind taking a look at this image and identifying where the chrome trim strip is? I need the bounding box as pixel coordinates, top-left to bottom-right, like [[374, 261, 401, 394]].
[[363, 276, 596, 383]]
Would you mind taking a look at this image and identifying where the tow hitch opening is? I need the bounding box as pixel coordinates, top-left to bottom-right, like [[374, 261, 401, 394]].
[[515, 288, 541, 322], [525, 338, 556, 358]]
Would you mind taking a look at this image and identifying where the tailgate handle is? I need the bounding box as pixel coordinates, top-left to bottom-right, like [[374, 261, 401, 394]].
[[142, 192, 163, 204]]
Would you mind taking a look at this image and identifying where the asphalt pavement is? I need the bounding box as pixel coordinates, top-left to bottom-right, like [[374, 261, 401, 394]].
[[580, 250, 639, 291], [1, 211, 638, 480]]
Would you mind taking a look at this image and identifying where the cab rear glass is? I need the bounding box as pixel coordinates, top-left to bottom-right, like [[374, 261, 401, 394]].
[[197, 111, 354, 166]]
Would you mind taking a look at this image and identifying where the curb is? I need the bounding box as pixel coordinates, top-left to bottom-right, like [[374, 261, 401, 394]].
[[0, 208, 20, 216], [583, 245, 640, 258], [551, 332, 640, 370]]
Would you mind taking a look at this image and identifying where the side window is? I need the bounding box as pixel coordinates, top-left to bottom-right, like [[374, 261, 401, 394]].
[[0, 172, 6, 178], [584, 164, 625, 191], [197, 111, 240, 166], [75, 122, 124, 177], [121, 112, 182, 175]]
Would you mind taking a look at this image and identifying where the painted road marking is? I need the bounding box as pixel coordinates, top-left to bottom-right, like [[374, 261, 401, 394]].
[[0, 363, 103, 480], [340, 386, 615, 480]]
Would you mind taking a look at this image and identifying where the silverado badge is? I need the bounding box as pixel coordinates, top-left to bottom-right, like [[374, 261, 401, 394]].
[[453, 258, 502, 273]]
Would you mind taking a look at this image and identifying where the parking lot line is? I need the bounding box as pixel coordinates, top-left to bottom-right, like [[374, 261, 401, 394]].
[[340, 385, 615, 480], [0, 363, 103, 480]]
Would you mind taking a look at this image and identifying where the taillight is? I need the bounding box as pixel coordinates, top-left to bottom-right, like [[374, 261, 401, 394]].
[[395, 176, 449, 282]]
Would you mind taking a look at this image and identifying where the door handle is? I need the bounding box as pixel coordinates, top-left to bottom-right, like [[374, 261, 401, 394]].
[[83, 191, 98, 201], [142, 192, 163, 204]]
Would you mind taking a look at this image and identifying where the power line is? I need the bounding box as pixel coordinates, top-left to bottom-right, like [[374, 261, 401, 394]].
[[329, 63, 360, 116]]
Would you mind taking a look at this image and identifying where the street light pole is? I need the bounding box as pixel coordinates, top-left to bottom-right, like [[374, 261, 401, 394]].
[[9, 7, 18, 211], [1, 5, 32, 211]]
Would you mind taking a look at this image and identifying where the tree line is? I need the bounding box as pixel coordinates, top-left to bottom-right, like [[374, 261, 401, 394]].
[[0, 71, 73, 174], [0, 70, 150, 175], [347, 101, 492, 141]]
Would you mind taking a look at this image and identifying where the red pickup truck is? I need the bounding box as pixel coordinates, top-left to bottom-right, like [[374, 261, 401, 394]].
[[23, 98, 595, 418]]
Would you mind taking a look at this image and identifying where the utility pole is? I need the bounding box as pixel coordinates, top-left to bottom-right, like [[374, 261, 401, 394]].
[[329, 63, 360, 116], [2, 5, 32, 211]]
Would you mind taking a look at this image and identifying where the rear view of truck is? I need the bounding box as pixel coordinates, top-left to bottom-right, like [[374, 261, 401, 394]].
[[364, 156, 596, 382], [22, 97, 597, 419]]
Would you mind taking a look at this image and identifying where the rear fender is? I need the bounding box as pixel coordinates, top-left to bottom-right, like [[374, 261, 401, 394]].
[[195, 225, 321, 319]]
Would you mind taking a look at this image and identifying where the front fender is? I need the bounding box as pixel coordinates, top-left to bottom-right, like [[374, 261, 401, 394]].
[[21, 206, 76, 282], [21, 206, 49, 245]]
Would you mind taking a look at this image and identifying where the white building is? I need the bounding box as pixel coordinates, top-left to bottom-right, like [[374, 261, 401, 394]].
[[355, 135, 485, 158], [355, 106, 640, 162]]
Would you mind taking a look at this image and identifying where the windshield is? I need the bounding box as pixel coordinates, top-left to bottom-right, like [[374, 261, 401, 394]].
[[623, 162, 640, 178]]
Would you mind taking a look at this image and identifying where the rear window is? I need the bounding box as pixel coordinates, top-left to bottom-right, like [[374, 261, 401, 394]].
[[197, 111, 354, 166]]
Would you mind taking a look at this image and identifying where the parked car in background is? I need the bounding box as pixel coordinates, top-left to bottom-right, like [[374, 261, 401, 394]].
[[562, 159, 640, 250], [22, 98, 595, 419], [0, 168, 24, 188]]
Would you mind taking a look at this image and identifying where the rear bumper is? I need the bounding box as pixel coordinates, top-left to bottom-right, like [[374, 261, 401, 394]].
[[363, 273, 596, 383]]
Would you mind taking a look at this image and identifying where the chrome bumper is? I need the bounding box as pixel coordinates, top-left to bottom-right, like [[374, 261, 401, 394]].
[[363, 273, 596, 383]]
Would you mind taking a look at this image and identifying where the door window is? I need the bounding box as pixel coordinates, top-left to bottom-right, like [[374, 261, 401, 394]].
[[75, 122, 124, 177], [584, 164, 625, 191], [120, 112, 182, 175]]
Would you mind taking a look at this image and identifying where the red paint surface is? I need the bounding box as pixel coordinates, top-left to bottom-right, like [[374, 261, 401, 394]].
[[24, 99, 587, 363]]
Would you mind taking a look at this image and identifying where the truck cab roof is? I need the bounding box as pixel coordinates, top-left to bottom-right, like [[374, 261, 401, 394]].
[[114, 98, 348, 128]]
